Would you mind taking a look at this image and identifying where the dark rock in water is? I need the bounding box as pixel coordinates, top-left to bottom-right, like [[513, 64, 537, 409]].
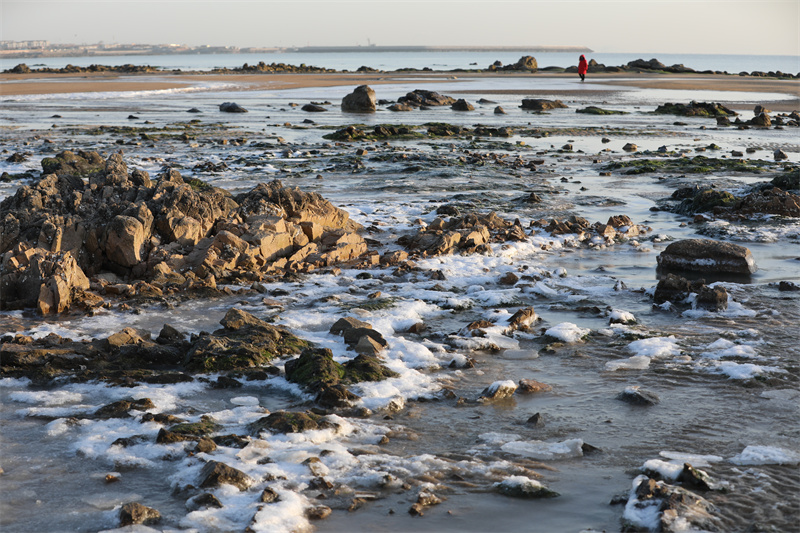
[[341, 85, 376, 113], [344, 354, 398, 381], [194, 437, 217, 454], [212, 375, 242, 389], [779, 281, 800, 292], [774, 149, 788, 161], [494, 106, 506, 115], [772, 170, 800, 191], [716, 116, 731, 126], [330, 316, 372, 335], [518, 379, 551, 394], [520, 99, 568, 111], [119, 502, 161, 526], [398, 89, 456, 107], [95, 398, 155, 419], [6, 152, 28, 163], [249, 410, 322, 434], [302, 103, 327, 112], [168, 415, 222, 437], [198, 460, 253, 491], [657, 239, 757, 275], [285, 348, 346, 389], [187, 108, 202, 113], [676, 463, 712, 491], [526, 412, 544, 426], [631, 477, 719, 531], [388, 103, 414, 112], [617, 386, 660, 405], [477, 98, 497, 104], [127, 115, 138, 120], [315, 383, 360, 408], [112, 434, 149, 447], [451, 99, 475, 111], [219, 102, 248, 113], [695, 285, 728, 311], [751, 112, 771, 127], [654, 101, 736, 117], [495, 478, 558, 498]]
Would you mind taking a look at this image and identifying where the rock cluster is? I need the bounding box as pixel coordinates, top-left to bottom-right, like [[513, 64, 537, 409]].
[[397, 89, 456, 108], [4, 63, 159, 74], [653, 274, 728, 311], [0, 152, 367, 314], [654, 101, 737, 117], [487, 56, 538, 72], [520, 99, 568, 111]]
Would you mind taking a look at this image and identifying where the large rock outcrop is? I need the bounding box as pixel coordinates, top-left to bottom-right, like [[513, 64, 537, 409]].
[[0, 152, 367, 314], [656, 239, 757, 275]]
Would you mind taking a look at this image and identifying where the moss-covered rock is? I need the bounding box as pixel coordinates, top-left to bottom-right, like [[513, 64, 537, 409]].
[[40, 150, 105, 179], [168, 415, 222, 437], [284, 348, 346, 389], [344, 354, 399, 382], [772, 169, 799, 190], [605, 156, 769, 175], [654, 102, 737, 117]]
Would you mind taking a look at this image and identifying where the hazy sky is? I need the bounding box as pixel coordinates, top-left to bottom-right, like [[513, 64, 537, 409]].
[[2, 0, 798, 55]]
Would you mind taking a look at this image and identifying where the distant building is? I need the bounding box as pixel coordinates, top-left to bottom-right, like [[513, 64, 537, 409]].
[[0, 40, 49, 50]]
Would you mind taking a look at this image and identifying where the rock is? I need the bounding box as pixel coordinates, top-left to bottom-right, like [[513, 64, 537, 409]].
[[518, 379, 552, 394], [752, 113, 771, 127], [622, 143, 638, 152], [249, 411, 322, 434], [341, 85, 376, 113], [617, 386, 660, 405], [676, 463, 713, 491], [301, 103, 327, 112], [695, 285, 728, 311], [495, 477, 559, 498], [451, 99, 475, 111], [779, 281, 800, 292], [626, 58, 666, 70], [119, 502, 161, 526], [716, 116, 731, 126], [306, 505, 332, 520], [95, 398, 155, 419], [219, 102, 248, 113], [508, 307, 538, 331], [186, 493, 224, 511], [388, 103, 414, 112], [774, 149, 788, 161], [194, 437, 217, 454], [479, 380, 517, 401], [398, 89, 456, 107], [260, 487, 280, 503], [654, 101, 736, 117], [198, 460, 253, 491], [499, 271, 519, 285], [526, 413, 545, 427], [488, 55, 538, 72], [494, 106, 506, 115], [105, 215, 146, 267], [656, 239, 757, 275], [520, 99, 568, 111]]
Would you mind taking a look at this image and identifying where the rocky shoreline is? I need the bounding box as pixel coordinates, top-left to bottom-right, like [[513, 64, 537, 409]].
[[1, 80, 799, 532]]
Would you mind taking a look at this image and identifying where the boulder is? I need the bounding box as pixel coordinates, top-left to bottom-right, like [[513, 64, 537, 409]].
[[656, 239, 757, 275], [119, 502, 161, 526], [520, 99, 568, 111], [198, 460, 253, 490], [249, 411, 322, 434], [479, 380, 517, 401], [219, 102, 248, 113], [341, 85, 376, 113], [398, 89, 456, 107], [105, 215, 146, 267], [617, 386, 660, 405], [302, 103, 327, 112], [451, 99, 475, 111]]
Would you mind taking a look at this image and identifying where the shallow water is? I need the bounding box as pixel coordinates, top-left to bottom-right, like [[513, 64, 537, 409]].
[[1, 76, 799, 532]]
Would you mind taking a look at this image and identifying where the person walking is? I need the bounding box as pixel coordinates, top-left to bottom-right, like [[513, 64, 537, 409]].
[[578, 54, 588, 82]]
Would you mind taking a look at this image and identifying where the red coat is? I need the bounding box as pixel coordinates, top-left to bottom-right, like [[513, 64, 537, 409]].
[[578, 55, 588, 75]]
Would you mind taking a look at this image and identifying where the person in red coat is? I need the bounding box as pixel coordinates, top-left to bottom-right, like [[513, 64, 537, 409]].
[[578, 55, 588, 82]]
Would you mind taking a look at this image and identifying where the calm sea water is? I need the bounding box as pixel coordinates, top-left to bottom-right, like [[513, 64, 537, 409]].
[[3, 51, 799, 74]]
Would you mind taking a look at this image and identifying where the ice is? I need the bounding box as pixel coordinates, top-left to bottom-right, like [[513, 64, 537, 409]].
[[730, 445, 800, 466], [711, 361, 781, 380], [701, 339, 757, 359], [605, 355, 651, 371], [627, 336, 680, 358], [501, 438, 584, 460], [544, 322, 590, 343], [609, 309, 636, 324], [760, 389, 800, 401], [230, 396, 261, 406], [659, 451, 723, 467], [622, 475, 662, 530], [641, 459, 683, 480]]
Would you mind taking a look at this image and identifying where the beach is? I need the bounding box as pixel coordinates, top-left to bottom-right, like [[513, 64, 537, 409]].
[[1, 64, 799, 533]]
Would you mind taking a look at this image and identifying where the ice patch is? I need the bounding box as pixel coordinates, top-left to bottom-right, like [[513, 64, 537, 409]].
[[544, 322, 590, 343], [730, 445, 800, 466], [659, 451, 723, 467], [230, 396, 260, 406], [606, 355, 651, 371], [627, 336, 680, 358], [501, 438, 584, 460], [623, 475, 662, 531], [760, 389, 800, 401], [711, 361, 781, 380], [700, 339, 758, 359], [641, 459, 683, 480]]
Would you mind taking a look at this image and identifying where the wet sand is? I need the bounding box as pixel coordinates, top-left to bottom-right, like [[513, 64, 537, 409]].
[[2, 71, 799, 112]]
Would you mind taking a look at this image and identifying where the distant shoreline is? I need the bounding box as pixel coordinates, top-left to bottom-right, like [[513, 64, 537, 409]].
[[0, 45, 593, 60]]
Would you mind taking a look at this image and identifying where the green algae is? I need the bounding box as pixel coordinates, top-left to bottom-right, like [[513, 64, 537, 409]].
[[605, 156, 771, 175]]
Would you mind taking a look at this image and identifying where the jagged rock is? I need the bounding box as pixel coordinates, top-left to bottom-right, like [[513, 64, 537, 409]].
[[95, 398, 155, 419], [341, 85, 376, 113], [654, 101, 736, 117], [508, 307, 538, 331], [186, 493, 224, 511], [656, 239, 757, 275], [198, 460, 253, 490], [119, 502, 161, 526]]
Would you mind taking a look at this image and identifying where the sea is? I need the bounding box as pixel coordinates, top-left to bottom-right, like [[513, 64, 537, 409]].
[[2, 50, 799, 75], [0, 50, 799, 533]]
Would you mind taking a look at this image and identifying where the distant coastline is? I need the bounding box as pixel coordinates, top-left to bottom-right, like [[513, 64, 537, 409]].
[[0, 42, 592, 60]]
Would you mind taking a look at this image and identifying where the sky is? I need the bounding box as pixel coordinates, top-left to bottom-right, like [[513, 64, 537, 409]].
[[1, 0, 798, 56]]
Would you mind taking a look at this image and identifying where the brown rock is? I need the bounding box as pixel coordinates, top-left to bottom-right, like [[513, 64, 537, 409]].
[[198, 460, 253, 491], [656, 239, 757, 275], [518, 379, 553, 394], [341, 85, 377, 113], [119, 502, 161, 526]]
